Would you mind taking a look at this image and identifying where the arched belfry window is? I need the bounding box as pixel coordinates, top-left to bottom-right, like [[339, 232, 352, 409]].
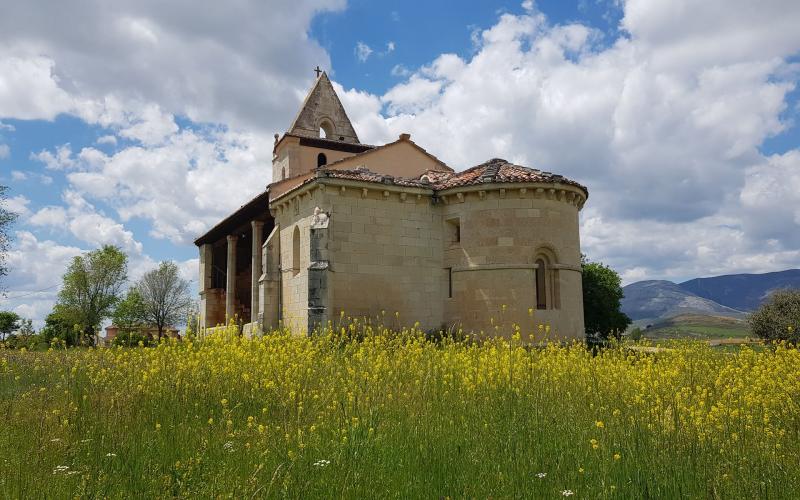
[[317, 153, 327, 168], [292, 226, 301, 276], [319, 119, 334, 139], [535, 259, 547, 310]]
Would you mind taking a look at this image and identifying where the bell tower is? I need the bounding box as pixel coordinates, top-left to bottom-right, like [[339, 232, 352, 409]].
[[286, 71, 360, 144], [272, 70, 370, 184]]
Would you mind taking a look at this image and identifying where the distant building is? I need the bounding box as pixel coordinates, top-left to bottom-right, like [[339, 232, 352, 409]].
[[195, 72, 588, 339], [104, 325, 181, 344]]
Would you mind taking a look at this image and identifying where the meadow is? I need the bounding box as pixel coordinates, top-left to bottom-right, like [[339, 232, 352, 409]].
[[1, 320, 799, 498]]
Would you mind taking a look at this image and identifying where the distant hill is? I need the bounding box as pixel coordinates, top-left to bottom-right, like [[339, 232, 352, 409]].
[[680, 269, 800, 311], [621, 280, 743, 322]]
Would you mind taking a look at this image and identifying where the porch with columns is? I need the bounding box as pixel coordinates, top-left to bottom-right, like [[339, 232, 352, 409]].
[[195, 191, 274, 331]]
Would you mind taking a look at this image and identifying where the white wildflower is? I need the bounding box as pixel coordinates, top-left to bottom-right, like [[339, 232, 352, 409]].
[[313, 459, 331, 467], [52, 465, 70, 474], [536, 472, 547, 478], [223, 441, 235, 453], [562, 490, 575, 496], [105, 453, 117, 457]]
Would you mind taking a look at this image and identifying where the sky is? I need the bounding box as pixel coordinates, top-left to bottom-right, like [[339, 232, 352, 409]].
[[1, 0, 799, 327]]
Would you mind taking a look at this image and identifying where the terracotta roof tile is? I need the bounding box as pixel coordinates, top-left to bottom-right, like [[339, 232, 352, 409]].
[[319, 167, 431, 188], [271, 158, 587, 202], [432, 158, 587, 192]]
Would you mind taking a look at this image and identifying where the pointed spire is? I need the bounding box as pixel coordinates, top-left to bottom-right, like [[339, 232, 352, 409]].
[[286, 71, 360, 143]]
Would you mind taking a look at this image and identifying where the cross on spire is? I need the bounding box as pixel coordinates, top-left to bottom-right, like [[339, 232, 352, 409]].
[[314, 66, 322, 78]]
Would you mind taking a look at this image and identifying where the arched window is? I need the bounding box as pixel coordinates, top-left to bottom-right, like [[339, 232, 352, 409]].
[[292, 226, 301, 276], [317, 153, 327, 168], [319, 119, 334, 139], [281, 167, 286, 180], [535, 258, 547, 310]]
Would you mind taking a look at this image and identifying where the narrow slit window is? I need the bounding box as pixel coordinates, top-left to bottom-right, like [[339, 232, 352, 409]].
[[317, 153, 327, 168], [447, 267, 453, 298], [536, 259, 547, 310], [292, 226, 301, 276]]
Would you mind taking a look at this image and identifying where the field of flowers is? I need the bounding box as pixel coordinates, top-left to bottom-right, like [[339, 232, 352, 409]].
[[1, 320, 799, 498]]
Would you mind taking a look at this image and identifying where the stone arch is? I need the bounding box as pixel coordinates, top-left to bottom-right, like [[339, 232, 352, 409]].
[[534, 246, 560, 310], [533, 245, 559, 265], [318, 117, 335, 139]]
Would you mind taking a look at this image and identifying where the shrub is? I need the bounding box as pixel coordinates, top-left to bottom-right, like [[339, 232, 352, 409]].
[[628, 326, 643, 341], [748, 289, 800, 344]]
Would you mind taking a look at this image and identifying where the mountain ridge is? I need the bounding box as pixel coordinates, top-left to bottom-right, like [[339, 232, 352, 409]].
[[679, 269, 800, 311], [621, 269, 800, 322], [621, 280, 743, 322]]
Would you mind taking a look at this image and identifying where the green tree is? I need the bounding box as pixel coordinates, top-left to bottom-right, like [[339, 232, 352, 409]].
[[0, 185, 19, 291], [136, 261, 192, 339], [748, 289, 800, 344], [56, 245, 128, 345], [3, 318, 42, 350], [40, 310, 80, 347], [0, 310, 20, 340], [112, 288, 147, 334], [582, 256, 631, 340]]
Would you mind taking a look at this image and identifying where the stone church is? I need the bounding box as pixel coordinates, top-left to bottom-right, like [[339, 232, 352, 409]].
[[195, 72, 588, 339]]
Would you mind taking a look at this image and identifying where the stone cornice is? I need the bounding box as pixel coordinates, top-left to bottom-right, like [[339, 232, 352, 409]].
[[437, 182, 587, 209], [453, 263, 582, 273], [269, 176, 587, 213]]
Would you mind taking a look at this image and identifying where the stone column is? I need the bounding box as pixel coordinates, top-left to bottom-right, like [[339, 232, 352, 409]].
[[198, 244, 213, 328], [226, 235, 238, 321], [259, 225, 281, 331], [251, 221, 264, 323]]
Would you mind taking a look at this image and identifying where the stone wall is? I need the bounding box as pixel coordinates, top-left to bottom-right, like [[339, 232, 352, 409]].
[[274, 186, 328, 334], [271, 180, 586, 340], [325, 183, 444, 330], [440, 185, 585, 339], [272, 136, 357, 183]]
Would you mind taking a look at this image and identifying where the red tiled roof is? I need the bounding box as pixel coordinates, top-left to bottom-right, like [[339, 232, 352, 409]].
[[432, 158, 587, 192], [321, 158, 586, 192], [270, 158, 587, 203], [318, 167, 433, 188]]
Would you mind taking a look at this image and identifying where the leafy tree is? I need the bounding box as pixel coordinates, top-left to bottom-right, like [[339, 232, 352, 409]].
[[2, 318, 43, 350], [582, 256, 631, 340], [17, 318, 34, 336], [56, 245, 128, 345], [748, 289, 800, 344], [0, 310, 21, 340], [136, 261, 192, 339], [0, 185, 19, 292], [112, 288, 147, 334], [40, 310, 80, 347]]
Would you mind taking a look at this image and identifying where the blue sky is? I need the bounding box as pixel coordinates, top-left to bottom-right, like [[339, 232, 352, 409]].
[[1, 0, 800, 325]]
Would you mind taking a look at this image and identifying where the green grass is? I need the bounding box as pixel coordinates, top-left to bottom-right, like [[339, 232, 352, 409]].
[[1, 328, 798, 498], [643, 314, 750, 340]]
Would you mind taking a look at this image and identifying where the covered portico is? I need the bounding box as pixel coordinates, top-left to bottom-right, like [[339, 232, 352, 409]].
[[195, 191, 274, 329]]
